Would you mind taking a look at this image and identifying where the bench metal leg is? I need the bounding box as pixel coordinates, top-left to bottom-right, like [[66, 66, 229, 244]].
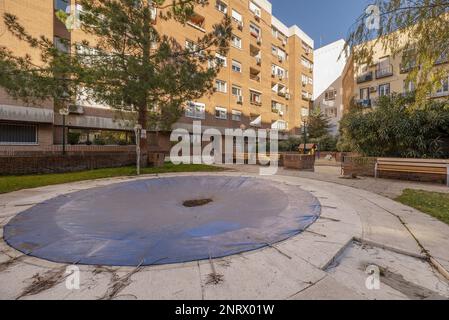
[[374, 161, 378, 179], [447, 165, 449, 187]]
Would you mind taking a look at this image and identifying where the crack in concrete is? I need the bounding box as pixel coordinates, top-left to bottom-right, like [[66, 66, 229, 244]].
[[360, 196, 449, 283]]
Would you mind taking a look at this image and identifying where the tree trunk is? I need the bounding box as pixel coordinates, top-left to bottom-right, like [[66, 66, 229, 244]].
[[138, 107, 148, 167]]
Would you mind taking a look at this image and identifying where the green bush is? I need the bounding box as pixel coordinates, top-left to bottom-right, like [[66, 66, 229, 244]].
[[339, 94, 449, 158], [67, 132, 81, 145]]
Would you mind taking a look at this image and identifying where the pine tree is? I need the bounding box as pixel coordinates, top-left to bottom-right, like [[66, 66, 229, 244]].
[[0, 0, 232, 153]]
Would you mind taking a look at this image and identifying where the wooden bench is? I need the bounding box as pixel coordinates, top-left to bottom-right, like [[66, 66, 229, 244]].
[[375, 158, 449, 186]]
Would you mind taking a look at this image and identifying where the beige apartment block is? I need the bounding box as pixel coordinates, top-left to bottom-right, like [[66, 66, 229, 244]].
[[346, 36, 449, 111], [0, 0, 314, 151]]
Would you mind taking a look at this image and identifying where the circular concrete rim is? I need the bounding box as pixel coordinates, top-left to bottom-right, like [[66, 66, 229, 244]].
[[3, 175, 322, 267]]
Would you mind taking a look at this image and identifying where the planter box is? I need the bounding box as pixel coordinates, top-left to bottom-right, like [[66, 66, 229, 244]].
[[283, 154, 315, 171]]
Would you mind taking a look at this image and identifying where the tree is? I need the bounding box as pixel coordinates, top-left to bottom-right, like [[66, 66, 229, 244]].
[[307, 109, 331, 139], [345, 0, 449, 104], [339, 93, 449, 158], [0, 0, 231, 153]]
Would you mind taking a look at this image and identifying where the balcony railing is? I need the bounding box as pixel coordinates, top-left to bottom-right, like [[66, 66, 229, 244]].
[[356, 72, 373, 84], [375, 65, 393, 79], [357, 99, 372, 108], [250, 74, 261, 82], [400, 61, 419, 74]]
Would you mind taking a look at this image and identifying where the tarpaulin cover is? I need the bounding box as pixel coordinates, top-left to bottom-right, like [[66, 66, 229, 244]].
[[4, 176, 321, 266]]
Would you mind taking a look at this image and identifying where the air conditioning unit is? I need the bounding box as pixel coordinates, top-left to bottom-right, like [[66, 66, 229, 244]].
[[278, 55, 283, 62], [278, 75, 283, 80], [285, 93, 290, 100], [369, 86, 377, 93], [237, 96, 243, 104], [282, 40, 287, 47], [279, 111, 284, 116], [68, 104, 84, 115], [254, 9, 261, 20], [271, 72, 276, 78], [238, 21, 243, 30], [256, 57, 262, 65], [257, 37, 262, 45]]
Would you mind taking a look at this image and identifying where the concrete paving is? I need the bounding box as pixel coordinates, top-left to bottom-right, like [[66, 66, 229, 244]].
[[0, 169, 448, 300]]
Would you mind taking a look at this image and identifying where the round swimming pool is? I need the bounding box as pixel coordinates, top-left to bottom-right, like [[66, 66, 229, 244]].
[[4, 176, 321, 266]]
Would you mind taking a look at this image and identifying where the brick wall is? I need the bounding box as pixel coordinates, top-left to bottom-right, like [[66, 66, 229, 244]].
[[283, 154, 315, 171], [0, 152, 138, 176], [341, 157, 377, 177]]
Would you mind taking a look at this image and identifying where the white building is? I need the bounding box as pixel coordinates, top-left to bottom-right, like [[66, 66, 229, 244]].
[[313, 39, 348, 136]]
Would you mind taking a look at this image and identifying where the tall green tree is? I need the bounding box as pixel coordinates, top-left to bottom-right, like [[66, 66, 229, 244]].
[[0, 0, 231, 151], [345, 0, 449, 104], [307, 109, 332, 139]]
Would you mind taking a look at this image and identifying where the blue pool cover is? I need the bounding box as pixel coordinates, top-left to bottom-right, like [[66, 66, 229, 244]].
[[4, 176, 321, 266]]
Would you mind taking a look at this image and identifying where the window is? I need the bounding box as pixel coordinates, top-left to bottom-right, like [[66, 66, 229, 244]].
[[325, 107, 337, 118], [215, 0, 227, 14], [55, 0, 69, 11], [403, 80, 415, 93], [185, 102, 205, 119], [272, 64, 285, 78], [215, 80, 227, 93], [301, 57, 313, 70], [232, 110, 242, 121], [185, 40, 204, 57], [215, 107, 228, 120], [232, 60, 242, 73], [325, 90, 337, 101], [250, 90, 262, 105], [378, 83, 390, 97], [435, 77, 449, 96], [232, 9, 242, 23], [232, 34, 242, 49], [360, 88, 370, 100], [249, 2, 261, 17], [232, 85, 242, 97], [54, 36, 69, 53], [0, 123, 37, 145], [250, 23, 260, 38], [215, 53, 227, 67]]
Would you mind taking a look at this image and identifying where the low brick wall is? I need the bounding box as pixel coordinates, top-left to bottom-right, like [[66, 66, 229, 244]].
[[341, 157, 377, 177], [0, 151, 139, 176], [283, 154, 315, 171]]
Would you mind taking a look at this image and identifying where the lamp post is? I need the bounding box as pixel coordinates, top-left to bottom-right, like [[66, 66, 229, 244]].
[[301, 108, 310, 155], [134, 124, 142, 176], [59, 108, 70, 155]]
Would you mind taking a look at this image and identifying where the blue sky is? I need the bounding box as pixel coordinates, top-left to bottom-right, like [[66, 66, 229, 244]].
[[271, 0, 372, 49]]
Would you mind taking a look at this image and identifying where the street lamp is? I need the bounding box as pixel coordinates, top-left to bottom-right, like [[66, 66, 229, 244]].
[[59, 108, 70, 155], [134, 124, 142, 176], [301, 108, 310, 154]]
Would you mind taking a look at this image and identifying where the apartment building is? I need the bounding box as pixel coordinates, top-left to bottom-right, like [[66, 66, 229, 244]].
[[345, 37, 449, 111], [313, 39, 348, 136], [0, 0, 314, 151]]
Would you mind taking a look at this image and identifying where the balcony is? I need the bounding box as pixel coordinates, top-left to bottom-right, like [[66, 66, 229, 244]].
[[250, 67, 261, 82], [357, 72, 373, 84], [435, 51, 449, 65], [187, 13, 206, 32], [400, 61, 418, 74], [357, 99, 372, 108], [375, 65, 393, 79]]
